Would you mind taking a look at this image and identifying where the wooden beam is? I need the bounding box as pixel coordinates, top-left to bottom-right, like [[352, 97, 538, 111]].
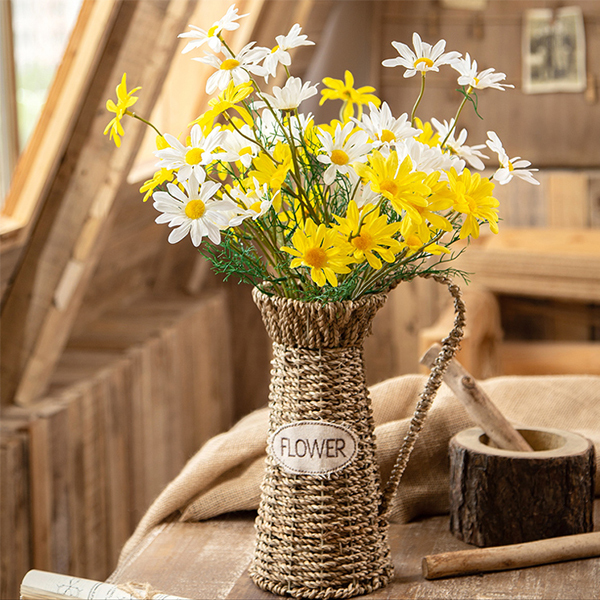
[[501, 341, 600, 376], [455, 229, 600, 302], [0, 0, 20, 199], [0, 0, 197, 406], [0, 0, 121, 248]]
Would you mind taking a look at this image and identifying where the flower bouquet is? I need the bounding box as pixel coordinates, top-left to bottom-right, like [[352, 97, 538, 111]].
[[105, 5, 538, 598]]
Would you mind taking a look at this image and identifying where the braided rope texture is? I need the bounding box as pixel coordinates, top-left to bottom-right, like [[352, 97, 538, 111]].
[[250, 288, 393, 599], [379, 274, 466, 517]]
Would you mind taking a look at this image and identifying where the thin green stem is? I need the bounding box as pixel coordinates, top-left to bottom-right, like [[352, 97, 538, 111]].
[[223, 113, 276, 162], [410, 73, 426, 127], [126, 110, 162, 137], [440, 86, 473, 148], [348, 197, 385, 241]]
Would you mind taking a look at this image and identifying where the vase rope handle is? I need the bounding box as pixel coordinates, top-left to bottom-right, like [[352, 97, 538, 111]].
[[378, 273, 466, 519]]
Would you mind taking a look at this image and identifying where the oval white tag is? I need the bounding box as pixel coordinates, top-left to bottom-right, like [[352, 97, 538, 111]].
[[270, 421, 359, 475]]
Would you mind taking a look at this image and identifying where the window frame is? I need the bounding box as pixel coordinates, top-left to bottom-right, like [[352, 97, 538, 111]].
[[0, 0, 121, 251]]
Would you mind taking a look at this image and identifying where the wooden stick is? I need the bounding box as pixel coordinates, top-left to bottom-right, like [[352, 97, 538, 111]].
[[420, 344, 533, 452], [422, 531, 600, 579]]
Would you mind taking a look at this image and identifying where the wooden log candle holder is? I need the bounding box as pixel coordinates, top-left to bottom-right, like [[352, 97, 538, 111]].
[[449, 426, 595, 547]]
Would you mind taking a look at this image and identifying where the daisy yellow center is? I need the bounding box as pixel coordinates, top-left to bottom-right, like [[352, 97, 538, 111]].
[[473, 76, 480, 86], [185, 148, 204, 165], [379, 179, 398, 196], [271, 45, 279, 54], [185, 199, 206, 220], [304, 247, 327, 269], [331, 149, 349, 165], [208, 24, 219, 37], [239, 146, 253, 156], [464, 195, 477, 212], [380, 129, 396, 143], [353, 232, 372, 251], [508, 161, 514, 172], [220, 58, 240, 70], [414, 57, 434, 68]]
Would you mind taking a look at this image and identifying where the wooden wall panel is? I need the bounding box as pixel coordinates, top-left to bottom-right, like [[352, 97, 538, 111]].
[[0, 291, 234, 594], [0, 421, 30, 600], [0, 0, 197, 407], [366, 277, 448, 384], [378, 0, 600, 168]]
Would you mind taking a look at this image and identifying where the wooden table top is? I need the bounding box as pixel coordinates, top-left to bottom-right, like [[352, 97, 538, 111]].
[[109, 500, 600, 600]]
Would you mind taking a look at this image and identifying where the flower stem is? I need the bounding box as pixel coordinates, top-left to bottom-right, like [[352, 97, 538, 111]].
[[410, 73, 426, 127], [349, 198, 384, 241], [223, 113, 276, 163], [126, 110, 162, 138], [440, 86, 473, 148]]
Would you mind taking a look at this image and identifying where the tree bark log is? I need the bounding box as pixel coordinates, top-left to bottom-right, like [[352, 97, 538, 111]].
[[449, 426, 595, 547]]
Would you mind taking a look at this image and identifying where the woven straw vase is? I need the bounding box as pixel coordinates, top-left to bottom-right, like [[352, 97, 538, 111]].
[[249, 287, 394, 599]]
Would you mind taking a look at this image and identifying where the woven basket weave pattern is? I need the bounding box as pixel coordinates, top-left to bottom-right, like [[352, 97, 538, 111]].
[[250, 289, 393, 599]]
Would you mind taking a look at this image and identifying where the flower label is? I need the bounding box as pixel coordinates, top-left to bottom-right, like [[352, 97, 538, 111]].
[[270, 421, 359, 475]]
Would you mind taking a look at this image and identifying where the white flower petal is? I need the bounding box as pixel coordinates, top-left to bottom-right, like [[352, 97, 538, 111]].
[[168, 222, 192, 244]]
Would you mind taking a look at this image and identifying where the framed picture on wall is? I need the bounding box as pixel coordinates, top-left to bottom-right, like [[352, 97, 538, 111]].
[[523, 6, 586, 94]]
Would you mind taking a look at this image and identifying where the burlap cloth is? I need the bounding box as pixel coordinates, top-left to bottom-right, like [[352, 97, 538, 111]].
[[118, 374, 600, 566]]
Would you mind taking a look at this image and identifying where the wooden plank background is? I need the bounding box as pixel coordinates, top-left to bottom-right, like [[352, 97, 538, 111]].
[[1, 1, 599, 597], [376, 0, 600, 168], [0, 420, 30, 600], [0, 0, 197, 407], [0, 291, 234, 598]]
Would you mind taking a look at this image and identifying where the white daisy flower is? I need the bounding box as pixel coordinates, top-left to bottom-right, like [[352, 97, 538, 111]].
[[178, 5, 248, 54], [382, 32, 461, 78], [263, 24, 315, 80], [432, 118, 488, 170], [452, 53, 514, 91], [256, 109, 313, 145], [258, 76, 318, 111], [152, 171, 239, 246], [228, 178, 276, 225], [198, 42, 269, 95], [352, 179, 381, 209], [155, 124, 228, 183], [221, 125, 260, 168], [486, 131, 539, 185], [353, 102, 421, 147], [397, 138, 465, 176], [317, 122, 373, 185]]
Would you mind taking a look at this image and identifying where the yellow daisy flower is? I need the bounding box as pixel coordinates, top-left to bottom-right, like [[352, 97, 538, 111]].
[[334, 201, 401, 270], [447, 168, 499, 239], [192, 81, 254, 129], [401, 172, 453, 232], [155, 134, 169, 150], [140, 168, 174, 202], [414, 118, 440, 148], [248, 142, 292, 193], [353, 150, 430, 223], [320, 70, 381, 122], [399, 220, 451, 256], [281, 219, 353, 287], [103, 73, 141, 147]]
